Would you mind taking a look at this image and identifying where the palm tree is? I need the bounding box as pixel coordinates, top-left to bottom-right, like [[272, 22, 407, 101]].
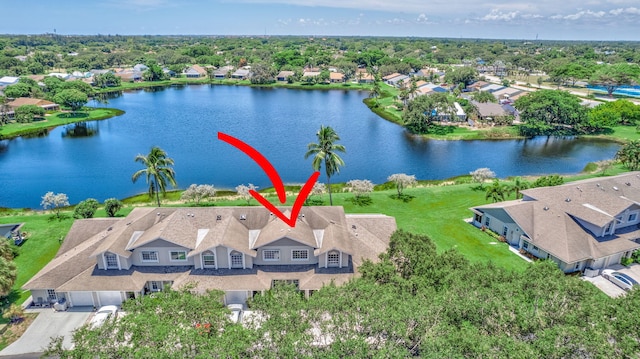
[[485, 179, 507, 203], [305, 125, 346, 206], [510, 177, 530, 199], [132, 146, 177, 207]]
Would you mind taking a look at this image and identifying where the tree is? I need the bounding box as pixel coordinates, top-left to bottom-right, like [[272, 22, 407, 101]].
[[104, 198, 123, 217], [470, 168, 496, 189], [14, 104, 45, 123], [589, 100, 640, 126], [132, 146, 177, 207], [0, 241, 16, 297], [590, 63, 640, 97], [93, 72, 121, 88], [616, 140, 640, 171], [236, 183, 257, 205], [403, 93, 456, 134], [305, 125, 346, 206], [249, 63, 275, 85], [73, 198, 99, 219], [532, 175, 564, 188], [387, 173, 417, 196], [444, 66, 478, 87], [54, 88, 88, 113], [485, 179, 507, 203], [181, 184, 217, 205], [346, 179, 374, 199], [2, 303, 24, 324], [143, 62, 168, 82], [471, 91, 497, 103], [509, 177, 530, 199], [41, 191, 69, 220], [3, 82, 32, 98], [514, 90, 588, 136]]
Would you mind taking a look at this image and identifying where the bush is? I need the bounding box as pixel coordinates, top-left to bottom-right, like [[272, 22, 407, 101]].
[[104, 198, 123, 217], [73, 198, 99, 219]]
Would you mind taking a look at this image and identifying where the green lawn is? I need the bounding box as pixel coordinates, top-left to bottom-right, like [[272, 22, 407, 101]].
[[0, 108, 124, 139], [0, 212, 74, 315]]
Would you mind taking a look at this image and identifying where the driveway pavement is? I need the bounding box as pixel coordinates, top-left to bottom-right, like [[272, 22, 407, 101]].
[[0, 307, 93, 356], [582, 263, 640, 298]]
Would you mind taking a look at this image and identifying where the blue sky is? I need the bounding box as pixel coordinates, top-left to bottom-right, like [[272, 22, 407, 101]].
[[1, 0, 639, 41]]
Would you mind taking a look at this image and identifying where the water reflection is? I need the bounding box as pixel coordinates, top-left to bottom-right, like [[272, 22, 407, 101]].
[[62, 122, 99, 138]]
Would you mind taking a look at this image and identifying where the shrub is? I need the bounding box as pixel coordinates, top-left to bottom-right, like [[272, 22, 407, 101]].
[[73, 198, 99, 219], [104, 198, 123, 217]]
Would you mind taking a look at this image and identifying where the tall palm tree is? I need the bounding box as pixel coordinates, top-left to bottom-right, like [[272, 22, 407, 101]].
[[510, 177, 530, 199], [485, 179, 507, 203], [305, 125, 346, 206], [132, 146, 177, 207]]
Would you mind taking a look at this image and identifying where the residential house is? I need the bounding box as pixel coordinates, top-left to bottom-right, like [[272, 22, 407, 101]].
[[357, 73, 375, 84], [471, 173, 640, 273], [115, 70, 142, 83], [302, 71, 321, 79], [133, 64, 149, 73], [24, 206, 396, 308], [231, 68, 251, 80], [213, 66, 234, 79], [329, 72, 345, 83], [0, 76, 19, 87], [276, 71, 295, 82], [473, 101, 510, 122], [8, 97, 60, 111], [183, 65, 208, 78]]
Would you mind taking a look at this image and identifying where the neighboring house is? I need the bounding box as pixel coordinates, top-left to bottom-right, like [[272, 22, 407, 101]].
[[231, 68, 251, 80], [8, 97, 60, 111], [183, 65, 207, 78], [213, 65, 234, 79], [133, 64, 149, 73], [115, 70, 142, 82], [276, 71, 295, 82], [473, 101, 509, 122], [382, 73, 402, 83], [357, 73, 374, 84], [329, 72, 345, 83], [24, 206, 396, 308], [0, 76, 20, 86], [302, 71, 321, 79], [470, 173, 640, 273], [48, 72, 71, 80]]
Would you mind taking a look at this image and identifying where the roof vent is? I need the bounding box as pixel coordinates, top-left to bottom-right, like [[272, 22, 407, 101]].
[[543, 206, 549, 211], [240, 214, 246, 220], [565, 198, 571, 202], [626, 182, 631, 186], [613, 186, 619, 191], [352, 225, 357, 230], [216, 215, 222, 221], [157, 212, 161, 215], [576, 186, 582, 192], [596, 183, 601, 187], [107, 226, 113, 231]]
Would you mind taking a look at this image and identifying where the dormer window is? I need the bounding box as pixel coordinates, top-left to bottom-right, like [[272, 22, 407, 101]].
[[604, 222, 613, 235], [629, 213, 638, 223]]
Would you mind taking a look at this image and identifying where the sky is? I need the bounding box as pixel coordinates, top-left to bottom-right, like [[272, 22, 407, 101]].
[[1, 0, 639, 41]]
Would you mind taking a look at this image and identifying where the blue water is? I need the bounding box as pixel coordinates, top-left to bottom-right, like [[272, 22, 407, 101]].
[[587, 85, 640, 98], [0, 85, 621, 208]]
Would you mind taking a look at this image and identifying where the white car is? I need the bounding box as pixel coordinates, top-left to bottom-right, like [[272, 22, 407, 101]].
[[602, 269, 639, 291], [227, 304, 243, 323], [90, 305, 118, 328]]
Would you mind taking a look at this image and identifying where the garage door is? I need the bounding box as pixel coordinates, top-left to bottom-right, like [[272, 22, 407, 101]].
[[224, 291, 248, 305], [98, 291, 123, 307], [70, 291, 94, 307]]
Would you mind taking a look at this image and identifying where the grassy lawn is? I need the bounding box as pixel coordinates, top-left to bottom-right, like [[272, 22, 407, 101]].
[[0, 108, 124, 139]]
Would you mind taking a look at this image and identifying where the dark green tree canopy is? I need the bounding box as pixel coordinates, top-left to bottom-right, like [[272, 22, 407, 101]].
[[54, 88, 88, 112], [514, 90, 588, 136]]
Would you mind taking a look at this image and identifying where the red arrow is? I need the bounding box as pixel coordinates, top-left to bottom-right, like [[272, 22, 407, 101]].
[[218, 132, 320, 228]]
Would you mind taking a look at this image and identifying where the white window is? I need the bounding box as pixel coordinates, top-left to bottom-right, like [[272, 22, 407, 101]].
[[230, 252, 243, 268], [604, 222, 613, 235], [502, 226, 508, 237], [328, 251, 340, 267], [141, 251, 158, 262], [629, 213, 638, 222], [150, 281, 161, 292], [170, 251, 187, 261], [523, 242, 529, 249], [47, 289, 57, 301], [263, 250, 280, 261], [292, 249, 309, 261], [104, 253, 118, 269], [202, 251, 216, 268], [484, 217, 490, 226]]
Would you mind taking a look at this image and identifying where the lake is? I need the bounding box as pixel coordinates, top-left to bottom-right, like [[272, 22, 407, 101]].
[[0, 85, 621, 209]]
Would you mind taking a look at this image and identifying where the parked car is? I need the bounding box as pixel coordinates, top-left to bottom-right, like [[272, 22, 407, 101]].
[[602, 269, 639, 291], [227, 304, 243, 324], [90, 305, 118, 327]]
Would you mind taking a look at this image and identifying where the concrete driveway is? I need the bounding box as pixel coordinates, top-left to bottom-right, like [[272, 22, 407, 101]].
[[583, 263, 640, 298], [0, 307, 93, 356]]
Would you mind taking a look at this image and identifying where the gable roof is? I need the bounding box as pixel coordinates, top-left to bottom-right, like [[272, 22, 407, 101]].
[[473, 172, 640, 264]]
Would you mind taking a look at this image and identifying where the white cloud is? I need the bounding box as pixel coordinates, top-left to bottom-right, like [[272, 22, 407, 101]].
[[609, 7, 640, 15], [481, 10, 521, 21]]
